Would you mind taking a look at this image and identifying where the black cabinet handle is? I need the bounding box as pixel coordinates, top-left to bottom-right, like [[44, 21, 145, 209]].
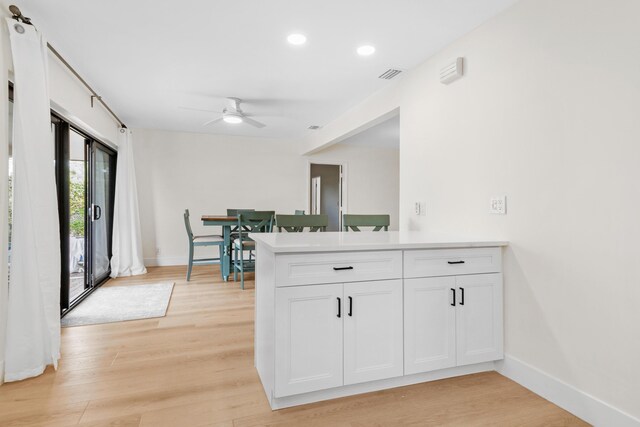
[[348, 296, 353, 317], [337, 297, 341, 318], [333, 266, 354, 271], [451, 288, 456, 306], [459, 287, 465, 305], [447, 260, 465, 265]]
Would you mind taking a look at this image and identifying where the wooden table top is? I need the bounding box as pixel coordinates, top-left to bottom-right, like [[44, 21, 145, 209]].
[[201, 215, 237, 222]]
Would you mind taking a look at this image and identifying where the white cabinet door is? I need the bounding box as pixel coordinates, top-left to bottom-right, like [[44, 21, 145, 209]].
[[344, 280, 403, 385], [456, 273, 503, 366], [275, 284, 343, 397], [404, 277, 457, 375]]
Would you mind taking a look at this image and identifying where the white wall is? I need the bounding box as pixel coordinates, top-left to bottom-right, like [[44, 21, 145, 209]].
[[133, 128, 400, 266], [306, 0, 640, 422]]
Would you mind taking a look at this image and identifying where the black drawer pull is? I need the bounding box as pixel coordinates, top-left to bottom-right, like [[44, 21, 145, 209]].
[[337, 297, 341, 318], [447, 260, 465, 265], [451, 288, 456, 306], [333, 266, 354, 271], [348, 296, 353, 317], [459, 287, 465, 305]]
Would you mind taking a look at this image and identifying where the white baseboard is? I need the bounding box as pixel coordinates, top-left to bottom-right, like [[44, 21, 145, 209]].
[[496, 355, 639, 427], [144, 257, 187, 267]]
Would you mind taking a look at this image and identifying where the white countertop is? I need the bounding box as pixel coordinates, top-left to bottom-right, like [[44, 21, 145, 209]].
[[249, 231, 508, 253]]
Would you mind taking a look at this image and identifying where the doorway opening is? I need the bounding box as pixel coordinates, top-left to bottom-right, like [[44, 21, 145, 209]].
[[309, 163, 343, 231]]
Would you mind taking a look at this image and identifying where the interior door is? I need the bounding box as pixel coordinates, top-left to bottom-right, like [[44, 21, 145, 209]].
[[344, 280, 403, 385], [89, 143, 116, 285], [456, 273, 503, 366], [275, 284, 344, 397], [404, 276, 457, 375]]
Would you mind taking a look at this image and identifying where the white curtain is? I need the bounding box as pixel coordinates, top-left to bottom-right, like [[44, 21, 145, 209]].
[[0, 20, 11, 384], [110, 129, 146, 277], [3, 19, 61, 381]]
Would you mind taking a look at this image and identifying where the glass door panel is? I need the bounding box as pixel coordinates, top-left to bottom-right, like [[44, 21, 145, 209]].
[[68, 129, 88, 303], [89, 144, 115, 284]]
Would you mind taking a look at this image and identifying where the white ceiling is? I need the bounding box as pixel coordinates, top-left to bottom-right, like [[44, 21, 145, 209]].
[[15, 0, 519, 139], [339, 115, 399, 149]]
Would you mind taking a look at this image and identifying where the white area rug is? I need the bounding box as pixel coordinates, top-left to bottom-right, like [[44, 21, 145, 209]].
[[61, 282, 175, 327]]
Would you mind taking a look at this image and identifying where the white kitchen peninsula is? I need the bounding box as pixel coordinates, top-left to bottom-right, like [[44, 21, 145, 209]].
[[250, 231, 508, 410]]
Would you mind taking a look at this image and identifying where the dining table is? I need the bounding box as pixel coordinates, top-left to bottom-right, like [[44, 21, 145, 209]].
[[201, 215, 237, 281]]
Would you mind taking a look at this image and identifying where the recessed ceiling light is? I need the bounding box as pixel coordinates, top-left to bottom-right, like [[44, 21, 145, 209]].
[[357, 45, 376, 56], [287, 34, 307, 45]]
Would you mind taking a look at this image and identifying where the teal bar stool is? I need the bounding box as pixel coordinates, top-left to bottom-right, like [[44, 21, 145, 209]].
[[184, 209, 224, 281], [276, 214, 328, 232], [343, 214, 390, 231], [233, 211, 274, 289]]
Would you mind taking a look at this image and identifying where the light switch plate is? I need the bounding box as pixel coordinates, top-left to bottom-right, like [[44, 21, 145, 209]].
[[490, 196, 507, 214], [414, 201, 426, 216]]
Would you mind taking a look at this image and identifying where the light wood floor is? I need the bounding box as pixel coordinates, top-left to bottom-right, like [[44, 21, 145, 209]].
[[0, 266, 589, 427]]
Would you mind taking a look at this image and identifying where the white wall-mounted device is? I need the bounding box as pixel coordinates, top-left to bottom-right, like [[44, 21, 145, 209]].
[[440, 57, 464, 84], [490, 196, 507, 215]]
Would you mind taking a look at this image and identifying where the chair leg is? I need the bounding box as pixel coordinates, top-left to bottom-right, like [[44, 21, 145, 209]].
[[234, 244, 238, 281], [217, 244, 223, 276], [240, 246, 245, 290], [186, 243, 194, 281]]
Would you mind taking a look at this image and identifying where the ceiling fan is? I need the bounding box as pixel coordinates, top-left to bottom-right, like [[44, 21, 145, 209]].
[[202, 97, 266, 128]]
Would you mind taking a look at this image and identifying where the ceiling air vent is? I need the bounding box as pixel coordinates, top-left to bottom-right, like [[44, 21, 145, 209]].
[[378, 69, 403, 80], [308, 125, 321, 130]]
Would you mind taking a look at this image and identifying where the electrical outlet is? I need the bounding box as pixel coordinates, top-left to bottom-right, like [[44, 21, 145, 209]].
[[156, 247, 161, 255], [414, 201, 426, 216], [490, 196, 507, 214]]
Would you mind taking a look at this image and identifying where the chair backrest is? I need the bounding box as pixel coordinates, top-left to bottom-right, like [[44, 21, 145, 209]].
[[184, 209, 194, 240], [294, 210, 306, 215], [277, 214, 328, 232], [227, 208, 255, 217], [236, 211, 275, 243], [343, 214, 390, 232]]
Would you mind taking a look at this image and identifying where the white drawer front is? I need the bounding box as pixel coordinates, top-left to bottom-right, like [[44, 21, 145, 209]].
[[275, 251, 402, 287], [404, 247, 501, 278]]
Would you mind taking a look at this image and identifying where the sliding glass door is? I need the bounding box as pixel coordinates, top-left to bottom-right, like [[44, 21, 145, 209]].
[[55, 114, 116, 314]]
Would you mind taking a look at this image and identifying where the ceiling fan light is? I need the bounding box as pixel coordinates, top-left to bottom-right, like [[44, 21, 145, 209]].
[[223, 114, 243, 124]]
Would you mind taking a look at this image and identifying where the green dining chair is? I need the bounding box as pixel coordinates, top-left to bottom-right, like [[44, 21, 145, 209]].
[[276, 214, 328, 232], [343, 214, 390, 231], [294, 210, 306, 215], [233, 211, 274, 289], [227, 208, 255, 217], [184, 209, 224, 281]]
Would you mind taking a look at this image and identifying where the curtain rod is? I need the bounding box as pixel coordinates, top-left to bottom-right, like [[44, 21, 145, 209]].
[[9, 5, 127, 129]]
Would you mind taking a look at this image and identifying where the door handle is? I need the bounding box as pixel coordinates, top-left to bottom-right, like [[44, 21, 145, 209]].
[[451, 288, 456, 306], [92, 204, 102, 221], [447, 260, 465, 265], [337, 297, 341, 318], [459, 287, 465, 305], [333, 266, 354, 271], [348, 296, 353, 317]]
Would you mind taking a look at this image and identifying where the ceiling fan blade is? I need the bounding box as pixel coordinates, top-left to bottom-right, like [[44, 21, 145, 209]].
[[203, 117, 224, 126], [242, 116, 266, 128]]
